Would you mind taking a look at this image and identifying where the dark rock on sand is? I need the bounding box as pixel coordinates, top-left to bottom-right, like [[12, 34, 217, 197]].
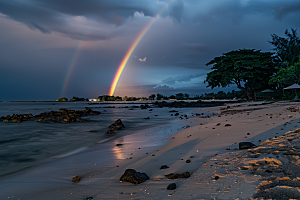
[[239, 142, 256, 149], [140, 104, 149, 109], [186, 159, 191, 163], [106, 130, 115, 134], [167, 183, 177, 190], [160, 165, 169, 169], [109, 119, 125, 130], [116, 144, 123, 146], [120, 169, 149, 184], [165, 172, 190, 179], [72, 175, 81, 182]]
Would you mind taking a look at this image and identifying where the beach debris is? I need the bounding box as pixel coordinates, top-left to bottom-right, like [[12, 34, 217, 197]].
[[239, 142, 256, 149], [226, 147, 230, 150], [186, 159, 191, 163], [165, 172, 190, 179], [120, 169, 149, 184], [286, 106, 300, 112], [85, 196, 94, 200], [174, 113, 179, 116], [109, 119, 125, 130], [116, 144, 123, 146], [89, 130, 97, 132], [225, 124, 232, 127], [72, 175, 81, 182], [167, 183, 177, 190], [160, 165, 169, 169], [144, 117, 150, 119]]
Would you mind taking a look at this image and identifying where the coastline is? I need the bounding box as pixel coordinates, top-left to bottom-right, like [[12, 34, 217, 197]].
[[1, 101, 300, 199]]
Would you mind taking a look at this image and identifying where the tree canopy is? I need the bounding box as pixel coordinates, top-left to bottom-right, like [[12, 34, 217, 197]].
[[269, 28, 300, 66], [268, 29, 300, 87], [205, 49, 276, 99]]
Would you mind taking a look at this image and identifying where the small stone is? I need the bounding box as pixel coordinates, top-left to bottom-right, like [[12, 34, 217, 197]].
[[186, 159, 191, 163], [167, 183, 176, 190], [225, 124, 231, 127], [72, 175, 81, 182], [116, 144, 123, 146], [160, 165, 169, 169], [226, 147, 230, 150]]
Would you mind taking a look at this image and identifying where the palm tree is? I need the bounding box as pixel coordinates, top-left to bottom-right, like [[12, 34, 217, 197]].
[[269, 28, 300, 66]]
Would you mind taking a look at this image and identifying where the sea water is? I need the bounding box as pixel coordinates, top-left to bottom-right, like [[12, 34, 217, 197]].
[[0, 101, 199, 177]]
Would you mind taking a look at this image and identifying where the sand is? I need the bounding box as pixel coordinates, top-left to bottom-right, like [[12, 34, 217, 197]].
[[1, 101, 300, 199]]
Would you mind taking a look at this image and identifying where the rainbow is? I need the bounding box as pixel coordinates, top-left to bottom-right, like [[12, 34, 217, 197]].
[[61, 40, 85, 97], [109, 1, 172, 96]]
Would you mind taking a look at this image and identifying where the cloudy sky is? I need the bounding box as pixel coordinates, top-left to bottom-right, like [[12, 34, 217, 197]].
[[1, 0, 300, 101]]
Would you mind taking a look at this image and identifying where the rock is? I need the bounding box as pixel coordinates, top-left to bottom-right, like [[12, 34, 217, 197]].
[[186, 159, 191, 163], [239, 142, 256, 149], [140, 105, 148, 109], [167, 183, 176, 190], [120, 169, 149, 184], [72, 175, 81, 182], [106, 130, 115, 134], [165, 172, 190, 179], [109, 119, 125, 130], [225, 124, 231, 127], [174, 113, 179, 116], [160, 165, 169, 169], [116, 144, 123, 146]]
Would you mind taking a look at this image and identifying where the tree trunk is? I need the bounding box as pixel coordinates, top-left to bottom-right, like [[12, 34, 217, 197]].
[[238, 86, 254, 100]]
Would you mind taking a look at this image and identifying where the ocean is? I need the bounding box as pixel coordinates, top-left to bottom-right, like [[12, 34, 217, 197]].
[[0, 101, 200, 177]]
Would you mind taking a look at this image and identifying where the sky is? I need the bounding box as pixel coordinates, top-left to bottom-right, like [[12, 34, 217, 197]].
[[1, 0, 300, 101]]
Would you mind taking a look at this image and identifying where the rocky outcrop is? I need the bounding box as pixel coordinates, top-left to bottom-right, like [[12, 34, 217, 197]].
[[1, 114, 33, 123], [109, 119, 125, 130], [2, 108, 100, 123]]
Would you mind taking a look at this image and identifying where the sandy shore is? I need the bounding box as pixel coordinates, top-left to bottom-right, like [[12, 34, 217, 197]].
[[2, 101, 300, 199]]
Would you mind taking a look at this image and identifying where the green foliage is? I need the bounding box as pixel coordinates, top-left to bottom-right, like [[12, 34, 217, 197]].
[[156, 93, 163, 100], [205, 49, 276, 99], [269, 28, 300, 66], [69, 96, 87, 101], [269, 62, 300, 86], [149, 94, 156, 100], [198, 90, 244, 100], [56, 97, 68, 101]]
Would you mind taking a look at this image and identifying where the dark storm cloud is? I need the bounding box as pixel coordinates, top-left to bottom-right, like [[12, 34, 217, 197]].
[[181, 42, 208, 52], [1, 0, 300, 41], [160, 73, 204, 85]]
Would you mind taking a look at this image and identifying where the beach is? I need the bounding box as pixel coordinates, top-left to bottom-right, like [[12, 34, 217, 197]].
[[1, 101, 300, 199]]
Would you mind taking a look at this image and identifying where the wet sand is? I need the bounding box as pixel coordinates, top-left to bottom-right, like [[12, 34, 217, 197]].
[[1, 101, 300, 199]]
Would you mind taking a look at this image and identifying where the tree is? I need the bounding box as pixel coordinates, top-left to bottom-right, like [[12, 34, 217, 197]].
[[205, 49, 276, 99], [56, 97, 68, 101], [156, 93, 163, 100], [269, 28, 300, 66], [269, 61, 300, 86], [149, 94, 156, 100], [184, 93, 189, 99], [175, 93, 184, 100]]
